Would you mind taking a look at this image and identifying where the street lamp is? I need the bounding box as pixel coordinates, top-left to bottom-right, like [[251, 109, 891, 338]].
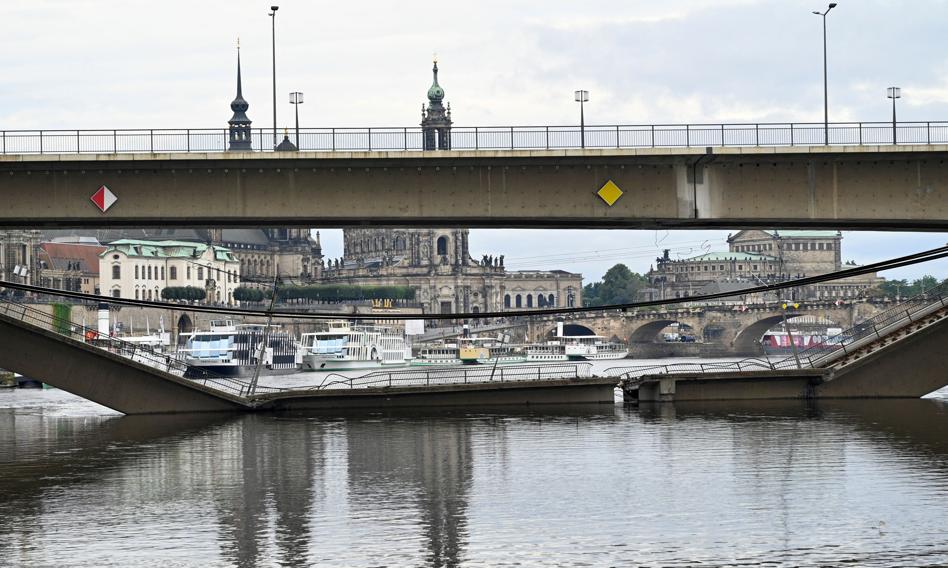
[[289, 91, 304, 148], [574, 90, 589, 149], [812, 3, 837, 145], [269, 5, 279, 148], [887, 86, 901, 144]]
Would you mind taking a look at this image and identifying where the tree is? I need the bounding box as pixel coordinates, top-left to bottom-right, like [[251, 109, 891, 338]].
[[583, 263, 648, 307], [874, 275, 940, 299], [161, 286, 206, 302]]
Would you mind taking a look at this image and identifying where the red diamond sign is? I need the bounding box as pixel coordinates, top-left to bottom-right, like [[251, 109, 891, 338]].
[[91, 185, 117, 213]]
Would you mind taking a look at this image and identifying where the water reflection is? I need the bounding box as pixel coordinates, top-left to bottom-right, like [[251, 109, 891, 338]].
[[0, 396, 945, 566]]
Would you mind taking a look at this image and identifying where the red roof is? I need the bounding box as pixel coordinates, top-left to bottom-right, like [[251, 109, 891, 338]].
[[39, 242, 107, 275]]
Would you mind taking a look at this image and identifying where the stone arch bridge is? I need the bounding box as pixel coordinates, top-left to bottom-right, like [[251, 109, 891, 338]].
[[523, 302, 885, 356]]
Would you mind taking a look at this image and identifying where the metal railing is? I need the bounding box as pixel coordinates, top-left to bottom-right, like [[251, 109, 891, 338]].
[[299, 362, 594, 391], [2, 121, 946, 155], [0, 296, 275, 398], [605, 280, 948, 384]]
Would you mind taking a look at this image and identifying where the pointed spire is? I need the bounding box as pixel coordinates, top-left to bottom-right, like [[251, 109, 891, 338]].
[[228, 42, 252, 151], [427, 56, 444, 103]]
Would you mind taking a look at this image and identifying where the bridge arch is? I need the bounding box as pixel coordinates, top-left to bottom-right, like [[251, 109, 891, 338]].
[[628, 320, 697, 343], [733, 313, 846, 353], [545, 323, 597, 338]]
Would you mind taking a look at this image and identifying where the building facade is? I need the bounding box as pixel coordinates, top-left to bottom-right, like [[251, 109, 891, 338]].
[[644, 230, 882, 302], [36, 240, 106, 295], [99, 240, 241, 304], [320, 228, 581, 314]]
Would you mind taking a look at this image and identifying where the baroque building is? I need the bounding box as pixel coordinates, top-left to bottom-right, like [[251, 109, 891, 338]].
[[320, 228, 581, 314], [644, 230, 883, 302]]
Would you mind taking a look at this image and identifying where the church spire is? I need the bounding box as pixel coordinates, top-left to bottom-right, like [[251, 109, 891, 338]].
[[228, 43, 252, 151], [421, 57, 452, 150]]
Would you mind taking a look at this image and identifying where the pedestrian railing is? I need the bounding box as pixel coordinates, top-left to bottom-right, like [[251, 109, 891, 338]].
[[297, 362, 594, 391], [605, 280, 948, 384], [0, 297, 277, 398], [2, 121, 946, 155]]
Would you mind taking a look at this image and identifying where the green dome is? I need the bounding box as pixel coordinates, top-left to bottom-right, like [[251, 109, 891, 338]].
[[427, 61, 444, 102]]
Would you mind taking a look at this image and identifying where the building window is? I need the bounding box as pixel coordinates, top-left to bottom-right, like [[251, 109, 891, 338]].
[[504, 294, 511, 308], [738, 265, 743, 271], [548, 293, 555, 306], [146, 266, 151, 280], [135, 265, 139, 279], [170, 266, 177, 280], [161, 267, 165, 280], [112, 289, 121, 298], [198, 267, 204, 281], [437, 236, 448, 256], [112, 265, 120, 280], [515, 294, 522, 308], [753, 265, 758, 270], [135, 289, 139, 300], [526, 294, 533, 308], [187, 266, 191, 280]]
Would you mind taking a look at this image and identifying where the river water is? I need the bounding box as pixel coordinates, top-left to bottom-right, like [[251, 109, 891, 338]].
[[1, 379, 947, 566]]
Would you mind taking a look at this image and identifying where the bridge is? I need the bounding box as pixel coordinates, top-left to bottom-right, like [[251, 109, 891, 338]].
[[419, 301, 881, 356], [0, 284, 945, 414], [1, 122, 947, 229]]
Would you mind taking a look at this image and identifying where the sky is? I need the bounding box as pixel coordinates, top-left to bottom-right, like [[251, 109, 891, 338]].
[[1, 0, 946, 283]]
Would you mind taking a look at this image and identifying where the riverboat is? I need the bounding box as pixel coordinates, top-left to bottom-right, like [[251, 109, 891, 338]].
[[177, 320, 301, 378], [761, 328, 844, 356], [525, 323, 629, 361], [299, 320, 411, 371], [414, 337, 527, 366]]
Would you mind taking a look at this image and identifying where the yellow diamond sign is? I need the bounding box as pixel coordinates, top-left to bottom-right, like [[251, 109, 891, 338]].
[[597, 180, 623, 206]]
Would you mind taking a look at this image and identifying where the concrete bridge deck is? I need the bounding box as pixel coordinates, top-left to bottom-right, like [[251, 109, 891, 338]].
[[1, 144, 946, 229]]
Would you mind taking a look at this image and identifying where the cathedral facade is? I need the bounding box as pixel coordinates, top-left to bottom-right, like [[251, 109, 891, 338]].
[[320, 228, 581, 314]]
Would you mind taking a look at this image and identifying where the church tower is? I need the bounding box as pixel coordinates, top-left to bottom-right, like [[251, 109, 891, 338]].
[[421, 59, 452, 150], [227, 47, 253, 151]]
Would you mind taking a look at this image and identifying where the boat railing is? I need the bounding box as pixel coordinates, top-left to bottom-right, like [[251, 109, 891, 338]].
[[298, 362, 594, 391], [0, 297, 281, 399]]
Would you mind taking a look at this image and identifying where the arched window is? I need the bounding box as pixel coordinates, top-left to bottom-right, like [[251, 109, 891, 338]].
[[112, 265, 121, 280], [170, 266, 177, 280], [504, 294, 511, 308], [135, 289, 139, 300], [515, 294, 522, 308], [526, 294, 533, 308], [538, 295, 546, 308], [548, 293, 555, 306], [437, 236, 448, 256], [472, 306, 480, 314], [395, 236, 406, 251]]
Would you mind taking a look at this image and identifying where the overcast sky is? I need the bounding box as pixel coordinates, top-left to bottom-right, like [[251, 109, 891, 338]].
[[2, 0, 946, 282]]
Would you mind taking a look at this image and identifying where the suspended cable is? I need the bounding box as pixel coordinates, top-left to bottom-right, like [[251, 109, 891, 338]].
[[3, 245, 946, 321]]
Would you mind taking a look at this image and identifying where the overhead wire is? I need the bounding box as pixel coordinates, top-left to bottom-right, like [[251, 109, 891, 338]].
[[2, 244, 946, 321]]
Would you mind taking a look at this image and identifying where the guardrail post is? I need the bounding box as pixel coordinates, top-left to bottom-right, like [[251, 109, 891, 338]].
[[186, 129, 190, 152], [651, 125, 655, 148], [39, 130, 43, 154], [616, 125, 620, 148], [510, 126, 514, 150], [2, 130, 5, 154], [685, 124, 690, 147], [403, 127, 407, 151], [76, 130, 80, 153], [426, 370, 430, 386], [113, 130, 117, 153], [720, 124, 725, 147], [475, 126, 479, 150], [858, 122, 863, 145], [546, 126, 550, 150], [367, 127, 372, 151], [927, 122, 931, 144], [790, 123, 794, 146], [331, 128, 336, 151], [150, 129, 154, 153], [755, 123, 759, 146]]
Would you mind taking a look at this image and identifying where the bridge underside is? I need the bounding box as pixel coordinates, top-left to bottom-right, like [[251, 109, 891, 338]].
[[1, 146, 946, 229]]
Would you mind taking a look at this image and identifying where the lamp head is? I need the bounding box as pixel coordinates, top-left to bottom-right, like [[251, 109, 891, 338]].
[[271, 5, 279, 10], [828, 2, 837, 8]]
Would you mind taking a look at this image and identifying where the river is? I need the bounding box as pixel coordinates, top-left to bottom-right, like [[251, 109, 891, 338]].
[[0, 376, 946, 566]]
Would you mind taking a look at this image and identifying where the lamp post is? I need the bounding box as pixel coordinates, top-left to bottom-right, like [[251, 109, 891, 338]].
[[574, 90, 589, 149], [289, 91, 303, 149], [812, 3, 837, 145], [269, 5, 279, 148], [887, 86, 901, 144]]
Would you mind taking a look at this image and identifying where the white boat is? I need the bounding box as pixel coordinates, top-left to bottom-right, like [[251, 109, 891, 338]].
[[413, 336, 526, 366], [299, 320, 411, 371], [177, 319, 301, 378], [525, 323, 629, 362]]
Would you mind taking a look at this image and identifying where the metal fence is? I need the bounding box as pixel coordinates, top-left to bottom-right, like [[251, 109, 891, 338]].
[[0, 297, 274, 398], [605, 280, 948, 384], [2, 122, 946, 155], [308, 362, 594, 391]]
